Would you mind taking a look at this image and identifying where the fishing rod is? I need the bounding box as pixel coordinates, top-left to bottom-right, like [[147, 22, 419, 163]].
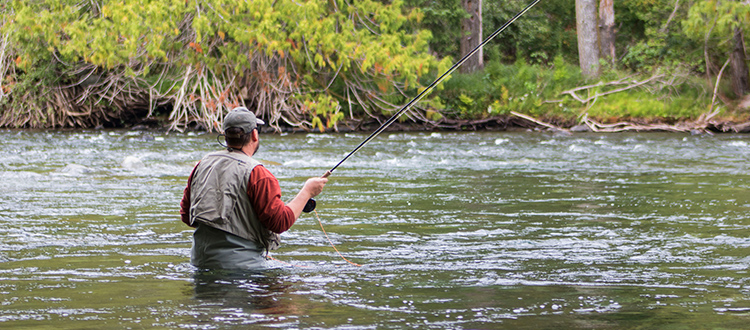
[[303, 0, 542, 212]]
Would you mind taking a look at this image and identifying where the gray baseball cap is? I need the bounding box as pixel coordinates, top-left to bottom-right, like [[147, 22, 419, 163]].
[[222, 107, 265, 133]]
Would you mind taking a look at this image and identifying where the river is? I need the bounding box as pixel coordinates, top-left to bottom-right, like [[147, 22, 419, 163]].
[[1, 129, 750, 329]]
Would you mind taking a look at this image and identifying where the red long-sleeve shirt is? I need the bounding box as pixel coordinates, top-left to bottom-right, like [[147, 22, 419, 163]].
[[180, 163, 296, 233]]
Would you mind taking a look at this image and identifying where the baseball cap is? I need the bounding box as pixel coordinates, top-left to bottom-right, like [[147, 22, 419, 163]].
[[222, 107, 265, 133]]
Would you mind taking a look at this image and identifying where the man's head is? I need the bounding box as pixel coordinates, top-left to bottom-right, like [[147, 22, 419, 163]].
[[223, 107, 265, 150]]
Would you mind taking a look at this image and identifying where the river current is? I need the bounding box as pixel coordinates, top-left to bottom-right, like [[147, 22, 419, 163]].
[[1, 130, 750, 329]]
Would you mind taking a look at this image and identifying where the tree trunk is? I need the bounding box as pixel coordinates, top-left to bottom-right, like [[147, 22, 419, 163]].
[[460, 0, 483, 74], [730, 26, 749, 96], [576, 0, 600, 78], [599, 0, 615, 66]]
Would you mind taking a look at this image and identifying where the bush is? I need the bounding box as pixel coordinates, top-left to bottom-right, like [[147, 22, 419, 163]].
[[439, 55, 582, 120], [435, 55, 719, 124]]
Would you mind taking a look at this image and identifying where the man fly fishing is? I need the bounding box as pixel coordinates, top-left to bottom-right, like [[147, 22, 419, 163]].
[[180, 106, 328, 270], [179, 0, 540, 269]]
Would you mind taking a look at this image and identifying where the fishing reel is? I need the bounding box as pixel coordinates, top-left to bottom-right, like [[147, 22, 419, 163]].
[[303, 198, 316, 213]]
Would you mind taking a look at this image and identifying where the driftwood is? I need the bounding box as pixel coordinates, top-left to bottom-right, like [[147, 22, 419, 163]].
[[549, 69, 749, 134], [582, 110, 720, 133], [510, 111, 569, 132], [561, 73, 667, 104], [508, 110, 746, 134], [710, 58, 731, 113]]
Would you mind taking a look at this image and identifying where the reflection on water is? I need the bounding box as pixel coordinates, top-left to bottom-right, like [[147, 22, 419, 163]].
[[1, 130, 750, 329], [191, 270, 301, 326]]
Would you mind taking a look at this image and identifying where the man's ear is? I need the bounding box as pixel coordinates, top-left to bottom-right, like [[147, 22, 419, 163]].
[[251, 129, 259, 141]]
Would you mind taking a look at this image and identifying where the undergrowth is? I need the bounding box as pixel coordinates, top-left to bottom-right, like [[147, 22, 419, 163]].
[[437, 55, 721, 124]]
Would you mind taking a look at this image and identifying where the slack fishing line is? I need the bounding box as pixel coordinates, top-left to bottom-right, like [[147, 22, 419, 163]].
[[303, 0, 543, 213]]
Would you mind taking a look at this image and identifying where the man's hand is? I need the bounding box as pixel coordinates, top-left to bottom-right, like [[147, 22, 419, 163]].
[[287, 177, 328, 219], [302, 177, 328, 199]]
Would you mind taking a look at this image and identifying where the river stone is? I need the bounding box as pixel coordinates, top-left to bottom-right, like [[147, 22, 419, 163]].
[[551, 128, 572, 136], [570, 124, 591, 132], [59, 164, 93, 175], [122, 156, 145, 169]]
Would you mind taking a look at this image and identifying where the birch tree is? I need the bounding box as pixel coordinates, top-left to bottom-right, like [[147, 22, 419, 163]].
[[599, 0, 616, 66], [460, 0, 483, 73], [576, 0, 600, 78]]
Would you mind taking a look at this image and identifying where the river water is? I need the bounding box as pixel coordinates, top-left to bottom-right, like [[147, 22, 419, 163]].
[[1, 129, 750, 329]]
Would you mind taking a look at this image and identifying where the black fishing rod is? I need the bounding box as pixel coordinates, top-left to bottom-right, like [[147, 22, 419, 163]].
[[303, 0, 542, 212]]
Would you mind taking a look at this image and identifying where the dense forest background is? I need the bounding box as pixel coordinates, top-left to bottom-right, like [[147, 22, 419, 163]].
[[0, 0, 748, 132]]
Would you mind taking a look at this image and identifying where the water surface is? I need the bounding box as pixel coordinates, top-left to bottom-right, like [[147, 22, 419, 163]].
[[1, 130, 750, 329]]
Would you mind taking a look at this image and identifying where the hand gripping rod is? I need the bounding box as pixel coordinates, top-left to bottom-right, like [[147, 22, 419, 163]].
[[303, 0, 542, 213]]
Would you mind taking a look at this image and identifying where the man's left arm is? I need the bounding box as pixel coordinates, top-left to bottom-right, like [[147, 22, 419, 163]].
[[179, 164, 199, 227]]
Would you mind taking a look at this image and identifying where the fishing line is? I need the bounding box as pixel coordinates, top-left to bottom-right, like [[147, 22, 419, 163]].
[[314, 210, 362, 267], [265, 210, 361, 267]]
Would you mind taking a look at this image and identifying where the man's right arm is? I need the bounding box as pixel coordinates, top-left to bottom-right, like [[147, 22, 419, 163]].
[[247, 166, 327, 233]]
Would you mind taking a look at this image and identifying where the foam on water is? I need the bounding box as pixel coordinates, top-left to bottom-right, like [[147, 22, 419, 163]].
[[2, 130, 750, 329]]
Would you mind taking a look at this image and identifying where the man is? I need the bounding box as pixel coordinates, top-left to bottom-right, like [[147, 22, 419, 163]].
[[180, 107, 327, 270]]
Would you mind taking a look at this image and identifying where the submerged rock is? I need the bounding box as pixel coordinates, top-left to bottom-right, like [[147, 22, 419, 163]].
[[122, 156, 145, 169], [59, 164, 93, 175], [570, 124, 591, 132], [550, 128, 572, 137]]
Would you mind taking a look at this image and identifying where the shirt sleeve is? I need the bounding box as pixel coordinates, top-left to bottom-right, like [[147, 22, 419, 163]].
[[247, 165, 296, 233], [179, 163, 199, 227]]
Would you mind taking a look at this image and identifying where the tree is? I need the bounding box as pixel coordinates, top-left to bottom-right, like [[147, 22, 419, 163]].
[[0, 0, 450, 130], [403, 0, 466, 60], [576, 0, 600, 78], [730, 25, 749, 96], [683, 0, 750, 98], [460, 0, 483, 73], [599, 0, 616, 66]]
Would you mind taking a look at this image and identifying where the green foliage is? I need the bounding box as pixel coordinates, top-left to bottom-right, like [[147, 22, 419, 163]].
[[552, 55, 579, 85], [0, 0, 746, 129], [681, 0, 750, 77], [298, 94, 344, 132], [439, 53, 716, 124], [440, 70, 487, 118], [0, 0, 443, 130], [403, 0, 466, 60], [402, 0, 577, 65], [483, 0, 576, 65], [441, 57, 571, 119], [683, 0, 750, 46], [8, 0, 180, 71], [617, 0, 674, 40], [586, 91, 709, 121], [615, 0, 704, 73]]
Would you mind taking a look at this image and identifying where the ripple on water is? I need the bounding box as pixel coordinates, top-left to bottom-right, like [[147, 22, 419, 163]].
[[3, 131, 750, 329]]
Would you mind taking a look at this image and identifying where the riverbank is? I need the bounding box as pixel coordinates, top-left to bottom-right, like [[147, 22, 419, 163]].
[[261, 112, 750, 135], [3, 57, 748, 135], [86, 111, 750, 135]]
